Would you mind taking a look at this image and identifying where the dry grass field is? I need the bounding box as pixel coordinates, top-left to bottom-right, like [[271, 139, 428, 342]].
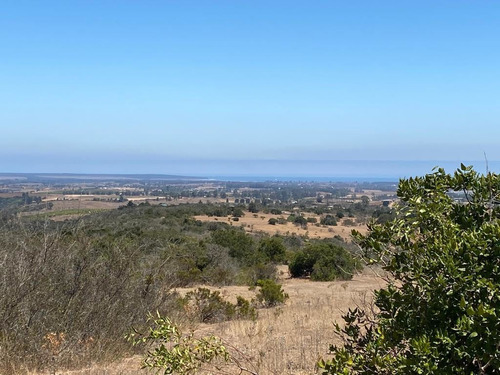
[[194, 213, 368, 241], [52, 269, 384, 375]]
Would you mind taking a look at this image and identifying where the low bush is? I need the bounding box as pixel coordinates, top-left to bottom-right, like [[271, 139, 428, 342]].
[[128, 314, 231, 374], [342, 218, 356, 226], [179, 288, 257, 323], [268, 218, 278, 225], [320, 215, 337, 226], [255, 279, 289, 307], [289, 241, 359, 281]]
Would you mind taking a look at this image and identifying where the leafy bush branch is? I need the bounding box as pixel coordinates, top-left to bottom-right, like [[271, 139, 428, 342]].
[[128, 313, 259, 375]]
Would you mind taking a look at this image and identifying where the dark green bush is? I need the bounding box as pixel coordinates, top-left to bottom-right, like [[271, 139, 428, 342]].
[[320, 215, 337, 226], [268, 218, 278, 225], [235, 296, 257, 320], [255, 279, 289, 307], [289, 242, 359, 281], [293, 215, 308, 226], [258, 236, 286, 263], [210, 228, 255, 263]]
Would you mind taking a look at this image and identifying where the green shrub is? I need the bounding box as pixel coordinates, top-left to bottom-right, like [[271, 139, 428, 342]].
[[235, 296, 257, 320], [255, 279, 289, 307], [277, 217, 287, 224], [342, 218, 355, 226], [320, 165, 500, 374], [293, 215, 307, 226], [238, 262, 277, 286], [128, 313, 231, 374], [180, 288, 256, 323], [258, 236, 286, 263], [210, 228, 255, 263], [320, 215, 337, 226], [128, 313, 258, 375], [289, 242, 359, 281], [268, 218, 278, 225]]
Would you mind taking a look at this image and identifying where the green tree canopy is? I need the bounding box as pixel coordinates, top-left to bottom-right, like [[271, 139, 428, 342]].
[[319, 165, 500, 374], [258, 236, 286, 263]]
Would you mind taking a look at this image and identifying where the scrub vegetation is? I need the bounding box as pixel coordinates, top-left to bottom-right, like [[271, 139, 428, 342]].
[[0, 177, 377, 374]]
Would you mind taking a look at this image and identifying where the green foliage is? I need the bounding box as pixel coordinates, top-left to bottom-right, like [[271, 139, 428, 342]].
[[294, 215, 307, 226], [255, 279, 289, 307], [277, 216, 287, 224], [232, 206, 244, 217], [258, 236, 286, 263], [210, 229, 281, 284], [210, 228, 255, 263], [287, 214, 308, 226], [320, 166, 500, 374], [342, 218, 355, 226], [268, 217, 278, 225], [320, 214, 337, 226], [179, 288, 256, 323], [248, 201, 259, 213], [235, 296, 258, 320], [128, 313, 231, 374], [238, 262, 277, 286], [360, 195, 370, 206], [289, 241, 359, 281]]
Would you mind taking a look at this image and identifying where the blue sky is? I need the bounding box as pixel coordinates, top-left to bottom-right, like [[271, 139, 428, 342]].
[[1, 1, 499, 177]]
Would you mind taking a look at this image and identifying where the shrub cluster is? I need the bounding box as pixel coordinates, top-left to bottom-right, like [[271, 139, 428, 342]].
[[179, 288, 257, 323], [255, 279, 289, 307], [289, 241, 360, 281]]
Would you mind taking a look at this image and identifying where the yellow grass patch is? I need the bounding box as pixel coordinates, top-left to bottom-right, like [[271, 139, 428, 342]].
[[55, 271, 383, 375], [194, 212, 368, 241]]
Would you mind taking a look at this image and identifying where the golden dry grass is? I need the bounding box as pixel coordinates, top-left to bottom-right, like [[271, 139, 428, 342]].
[[194, 213, 368, 241], [192, 270, 383, 375], [52, 269, 383, 375]]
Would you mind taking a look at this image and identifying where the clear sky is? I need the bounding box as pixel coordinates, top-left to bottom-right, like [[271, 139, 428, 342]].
[[1, 1, 499, 177]]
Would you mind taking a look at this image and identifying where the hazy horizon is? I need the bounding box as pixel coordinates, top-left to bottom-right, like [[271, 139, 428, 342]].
[[1, 159, 498, 181]]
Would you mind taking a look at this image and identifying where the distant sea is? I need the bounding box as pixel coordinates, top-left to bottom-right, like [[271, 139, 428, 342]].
[[191, 160, 499, 182], [207, 176, 398, 183], [3, 160, 498, 183]]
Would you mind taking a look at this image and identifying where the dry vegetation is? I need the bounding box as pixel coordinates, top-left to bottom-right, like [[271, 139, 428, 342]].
[[194, 213, 368, 241], [50, 269, 384, 375], [0, 178, 396, 375]]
